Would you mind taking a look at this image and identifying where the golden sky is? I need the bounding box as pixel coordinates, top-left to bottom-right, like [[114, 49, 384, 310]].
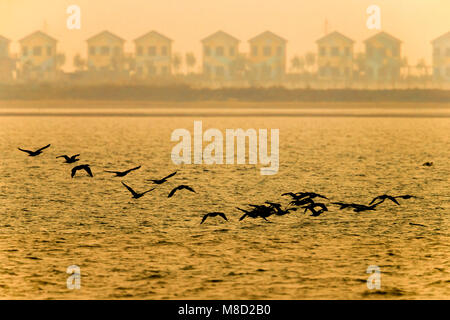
[[1, 0, 449, 71]]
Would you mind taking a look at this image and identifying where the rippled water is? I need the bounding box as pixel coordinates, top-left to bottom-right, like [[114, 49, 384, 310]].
[[0, 102, 448, 299]]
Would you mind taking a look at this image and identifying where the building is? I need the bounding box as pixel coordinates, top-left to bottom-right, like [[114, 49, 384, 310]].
[[364, 31, 402, 82], [134, 31, 172, 77], [86, 30, 125, 72], [316, 31, 354, 80], [201, 30, 240, 80], [19, 31, 58, 80], [431, 31, 450, 82], [248, 31, 287, 81], [0, 35, 15, 82]]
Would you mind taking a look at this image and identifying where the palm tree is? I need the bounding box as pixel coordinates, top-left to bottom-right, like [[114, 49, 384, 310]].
[[73, 53, 86, 72], [305, 52, 316, 73], [291, 55, 305, 74], [56, 53, 66, 71], [185, 52, 196, 74], [355, 53, 366, 80], [172, 53, 182, 75], [230, 54, 249, 80]]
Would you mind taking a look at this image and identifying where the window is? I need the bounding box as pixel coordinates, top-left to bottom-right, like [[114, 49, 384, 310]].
[[114, 47, 121, 56], [204, 64, 211, 74], [137, 46, 143, 56], [148, 65, 156, 75], [331, 47, 339, 56], [216, 46, 224, 56], [204, 46, 211, 56], [263, 46, 271, 56], [229, 47, 235, 56], [262, 65, 271, 76], [47, 46, 52, 56], [148, 46, 156, 56], [251, 46, 258, 57], [331, 67, 339, 77], [215, 66, 224, 77], [89, 46, 96, 55], [392, 46, 399, 57], [320, 47, 326, 56], [161, 66, 169, 75], [101, 46, 110, 55], [23, 46, 28, 56], [33, 46, 42, 56], [319, 67, 326, 76], [161, 46, 168, 56], [277, 46, 283, 56]]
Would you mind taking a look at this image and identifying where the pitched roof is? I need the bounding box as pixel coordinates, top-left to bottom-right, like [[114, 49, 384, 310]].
[[364, 31, 402, 44], [431, 31, 450, 44], [87, 30, 125, 43], [19, 31, 57, 43], [134, 30, 172, 43], [249, 30, 287, 43], [201, 30, 239, 43], [316, 31, 354, 44], [0, 35, 10, 43]]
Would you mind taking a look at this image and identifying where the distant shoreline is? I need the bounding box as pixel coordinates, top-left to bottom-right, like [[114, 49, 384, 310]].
[[1, 84, 449, 102]]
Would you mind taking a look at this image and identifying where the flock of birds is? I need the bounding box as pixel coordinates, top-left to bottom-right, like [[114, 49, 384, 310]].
[[18, 143, 423, 225], [17, 144, 196, 201]]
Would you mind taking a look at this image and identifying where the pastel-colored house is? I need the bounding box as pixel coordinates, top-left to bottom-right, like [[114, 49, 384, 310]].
[[134, 31, 172, 77], [201, 31, 239, 80], [87, 31, 125, 72], [431, 31, 450, 82], [0, 35, 14, 82], [248, 31, 287, 81], [316, 31, 354, 80], [364, 31, 402, 81], [19, 31, 58, 80]]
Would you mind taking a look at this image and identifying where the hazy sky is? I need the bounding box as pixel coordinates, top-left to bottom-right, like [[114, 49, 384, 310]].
[[1, 0, 449, 71]]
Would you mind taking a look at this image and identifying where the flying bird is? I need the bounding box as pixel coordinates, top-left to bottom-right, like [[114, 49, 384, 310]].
[[369, 194, 400, 205], [18, 144, 51, 157], [422, 162, 433, 167], [149, 171, 177, 184], [236, 207, 268, 221], [200, 212, 228, 224], [56, 154, 80, 163], [104, 165, 141, 177], [168, 185, 196, 198], [121, 182, 155, 199], [71, 164, 93, 178], [302, 203, 328, 217]]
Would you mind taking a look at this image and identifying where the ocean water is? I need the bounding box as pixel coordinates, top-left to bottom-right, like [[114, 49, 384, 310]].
[[0, 103, 448, 299]]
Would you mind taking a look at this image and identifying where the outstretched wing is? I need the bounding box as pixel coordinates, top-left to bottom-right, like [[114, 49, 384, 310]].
[[182, 185, 196, 193], [18, 148, 33, 155], [167, 186, 180, 198], [104, 170, 120, 174], [37, 144, 51, 152], [56, 155, 69, 160], [200, 214, 209, 224], [387, 196, 400, 205], [218, 212, 228, 221], [128, 165, 141, 172], [239, 213, 248, 221], [84, 166, 93, 177], [71, 166, 78, 178], [142, 188, 155, 195], [369, 196, 382, 205], [163, 171, 177, 180], [122, 182, 138, 197]]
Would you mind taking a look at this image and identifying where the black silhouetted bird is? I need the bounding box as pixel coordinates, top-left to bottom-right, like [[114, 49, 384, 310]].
[[121, 182, 155, 199], [395, 194, 418, 201], [168, 185, 196, 198], [56, 154, 80, 163], [71, 164, 93, 178], [236, 207, 268, 221], [104, 165, 141, 177], [369, 194, 400, 205], [149, 171, 177, 184], [200, 212, 228, 224], [265, 201, 297, 216], [18, 144, 51, 157], [302, 203, 328, 217], [422, 162, 433, 167]]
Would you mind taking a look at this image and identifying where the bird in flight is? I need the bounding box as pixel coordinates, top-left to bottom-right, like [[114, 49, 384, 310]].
[[71, 164, 93, 178], [56, 154, 80, 163], [302, 203, 328, 217], [422, 162, 433, 167], [265, 201, 297, 216], [105, 165, 141, 177], [18, 144, 51, 157], [168, 185, 196, 198], [149, 171, 177, 184], [200, 212, 228, 224], [369, 194, 400, 206], [121, 182, 155, 199]]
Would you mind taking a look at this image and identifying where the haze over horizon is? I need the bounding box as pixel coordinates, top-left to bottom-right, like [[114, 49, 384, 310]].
[[1, 0, 449, 72]]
